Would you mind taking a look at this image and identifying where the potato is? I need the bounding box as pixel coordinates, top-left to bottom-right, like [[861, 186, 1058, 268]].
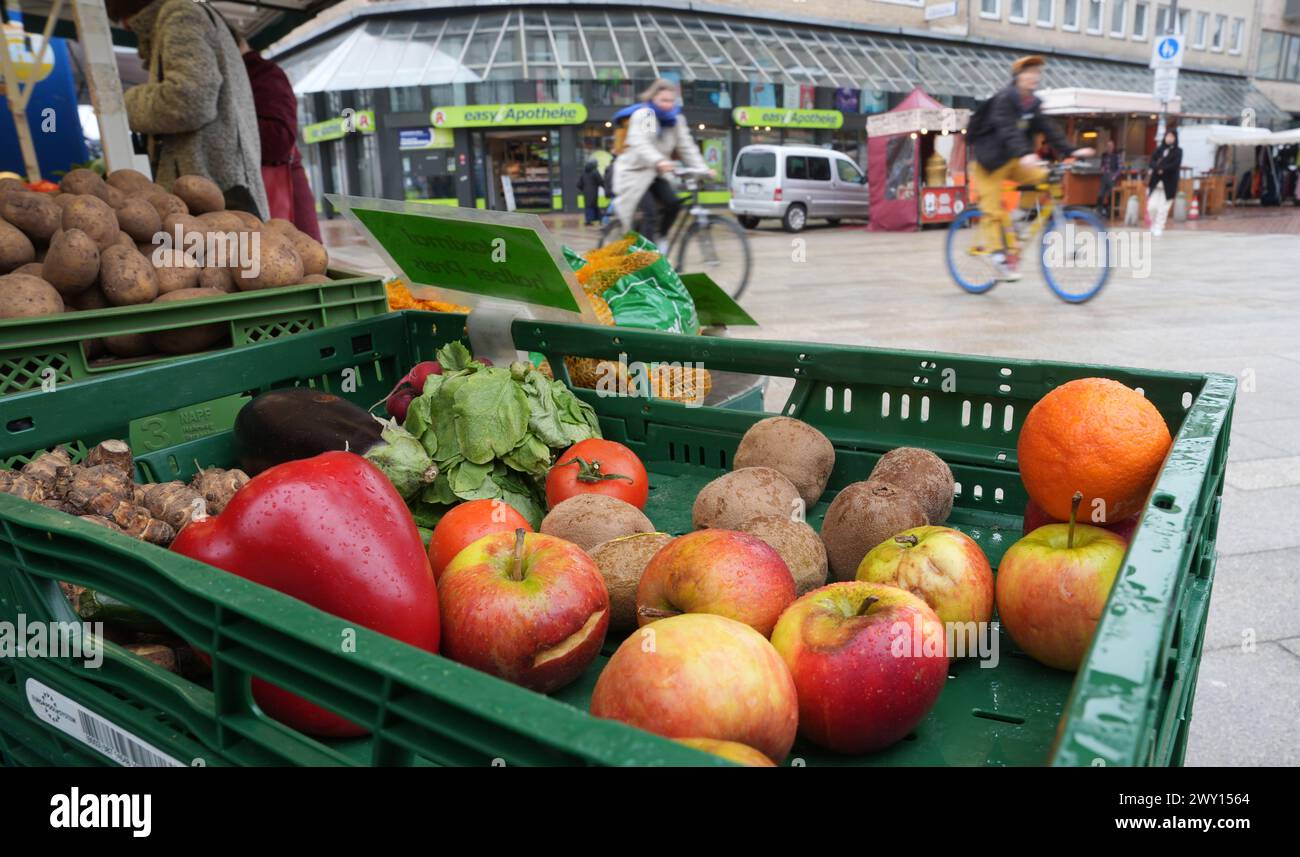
[[0, 272, 64, 318], [99, 245, 159, 305], [102, 184, 125, 208], [148, 193, 189, 220], [0, 177, 25, 198], [162, 212, 205, 238], [70, 284, 110, 311], [148, 288, 229, 353], [1, 191, 63, 243], [102, 333, 153, 358], [233, 230, 302, 290], [299, 273, 332, 284], [59, 168, 107, 198], [14, 262, 43, 277], [262, 218, 298, 235], [116, 231, 138, 250], [62, 196, 119, 250], [150, 246, 201, 293], [106, 169, 152, 192], [42, 228, 100, 295], [197, 211, 246, 233], [85, 338, 107, 359], [51, 193, 78, 211], [197, 265, 236, 292], [114, 197, 163, 243], [228, 210, 263, 231], [289, 231, 328, 275], [171, 175, 224, 214], [0, 219, 36, 273]]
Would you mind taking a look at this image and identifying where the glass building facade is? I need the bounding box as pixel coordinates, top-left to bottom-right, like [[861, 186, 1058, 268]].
[[271, 5, 1288, 215]]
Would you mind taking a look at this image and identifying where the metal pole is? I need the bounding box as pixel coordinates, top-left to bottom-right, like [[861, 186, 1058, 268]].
[[1156, 0, 1179, 141]]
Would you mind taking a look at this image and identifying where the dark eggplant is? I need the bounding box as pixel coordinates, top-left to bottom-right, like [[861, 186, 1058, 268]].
[[235, 388, 383, 476]]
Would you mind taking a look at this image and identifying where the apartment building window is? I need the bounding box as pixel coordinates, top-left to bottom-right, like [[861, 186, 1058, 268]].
[[1155, 4, 1169, 34], [1192, 11, 1207, 48], [981, 0, 1001, 19], [1064, 0, 1080, 31], [1229, 17, 1244, 54], [1010, 0, 1029, 23], [1110, 0, 1126, 37], [1037, 0, 1055, 27], [1210, 14, 1225, 51], [1133, 1, 1148, 40], [1177, 8, 1189, 35], [1087, 0, 1103, 34]]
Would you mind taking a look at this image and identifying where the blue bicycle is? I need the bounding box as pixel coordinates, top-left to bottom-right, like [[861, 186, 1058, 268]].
[[946, 163, 1110, 304]]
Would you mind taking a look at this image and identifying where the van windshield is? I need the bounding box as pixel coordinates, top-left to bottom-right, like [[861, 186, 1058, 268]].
[[735, 151, 776, 178]]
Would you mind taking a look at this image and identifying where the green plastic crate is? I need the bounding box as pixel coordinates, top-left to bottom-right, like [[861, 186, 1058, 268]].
[[0, 311, 1234, 766], [0, 272, 388, 397]]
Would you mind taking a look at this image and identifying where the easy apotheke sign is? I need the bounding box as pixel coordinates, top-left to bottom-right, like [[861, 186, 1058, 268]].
[[302, 109, 375, 144], [732, 106, 843, 129], [431, 103, 588, 128]]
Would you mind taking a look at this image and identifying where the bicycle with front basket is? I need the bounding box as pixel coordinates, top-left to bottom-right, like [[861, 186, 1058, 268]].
[[597, 166, 752, 301], [945, 162, 1111, 304]]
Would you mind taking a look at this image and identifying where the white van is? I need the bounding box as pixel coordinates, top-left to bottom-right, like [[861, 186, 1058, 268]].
[[728, 144, 869, 232]]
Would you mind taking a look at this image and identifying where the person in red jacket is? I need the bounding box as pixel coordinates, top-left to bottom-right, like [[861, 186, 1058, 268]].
[[238, 37, 322, 240]]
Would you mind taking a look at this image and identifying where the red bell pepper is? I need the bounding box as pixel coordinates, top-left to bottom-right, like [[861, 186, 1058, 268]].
[[171, 451, 439, 737]]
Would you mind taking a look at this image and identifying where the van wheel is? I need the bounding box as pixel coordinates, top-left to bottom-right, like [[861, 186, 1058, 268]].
[[782, 204, 807, 233], [826, 218, 841, 226], [737, 215, 759, 229]]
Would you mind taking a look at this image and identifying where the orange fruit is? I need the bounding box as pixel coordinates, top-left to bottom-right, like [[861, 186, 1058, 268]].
[[1017, 378, 1171, 524]]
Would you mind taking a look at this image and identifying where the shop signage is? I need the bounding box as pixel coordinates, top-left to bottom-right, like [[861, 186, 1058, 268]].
[[399, 127, 455, 150], [302, 109, 375, 144], [731, 106, 843, 130], [344, 204, 582, 314], [920, 187, 965, 224], [430, 103, 588, 128]]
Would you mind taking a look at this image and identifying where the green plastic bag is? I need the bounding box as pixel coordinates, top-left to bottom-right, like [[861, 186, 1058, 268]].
[[560, 234, 699, 335]]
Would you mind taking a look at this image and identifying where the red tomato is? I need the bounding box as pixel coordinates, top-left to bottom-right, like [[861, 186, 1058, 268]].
[[428, 499, 532, 581], [546, 439, 649, 510]]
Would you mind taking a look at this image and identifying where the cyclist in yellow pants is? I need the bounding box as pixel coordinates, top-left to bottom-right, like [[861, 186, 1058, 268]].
[[967, 55, 1094, 280]]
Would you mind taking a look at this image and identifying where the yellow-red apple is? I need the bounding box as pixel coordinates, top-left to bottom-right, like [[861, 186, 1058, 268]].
[[1022, 498, 1139, 543], [996, 518, 1126, 671], [675, 738, 777, 767], [636, 529, 796, 637], [439, 529, 609, 692], [770, 581, 948, 754], [855, 526, 994, 649], [591, 613, 798, 761]]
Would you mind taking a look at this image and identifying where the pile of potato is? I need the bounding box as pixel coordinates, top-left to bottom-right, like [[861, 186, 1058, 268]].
[[0, 168, 331, 358]]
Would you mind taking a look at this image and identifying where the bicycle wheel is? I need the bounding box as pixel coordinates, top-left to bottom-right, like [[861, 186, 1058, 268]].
[[945, 207, 999, 294], [1039, 207, 1110, 304], [676, 215, 752, 300]]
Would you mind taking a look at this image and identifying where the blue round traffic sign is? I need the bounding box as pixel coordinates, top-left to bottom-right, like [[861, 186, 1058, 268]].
[[1158, 37, 1179, 59]]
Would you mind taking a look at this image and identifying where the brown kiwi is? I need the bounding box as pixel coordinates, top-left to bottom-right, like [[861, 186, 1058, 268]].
[[868, 447, 955, 524], [819, 479, 929, 581], [692, 466, 801, 530], [738, 515, 828, 596], [589, 532, 674, 633], [539, 494, 654, 552]]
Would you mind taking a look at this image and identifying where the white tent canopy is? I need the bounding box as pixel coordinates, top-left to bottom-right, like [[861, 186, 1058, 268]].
[[1205, 126, 1300, 146]]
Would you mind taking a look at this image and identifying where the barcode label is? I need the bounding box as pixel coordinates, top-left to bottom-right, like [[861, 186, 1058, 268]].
[[26, 678, 186, 767]]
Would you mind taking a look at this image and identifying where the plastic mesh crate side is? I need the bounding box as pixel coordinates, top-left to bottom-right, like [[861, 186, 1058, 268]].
[[0, 342, 86, 397]]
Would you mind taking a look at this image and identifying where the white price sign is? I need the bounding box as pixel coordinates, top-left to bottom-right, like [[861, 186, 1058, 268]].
[[1153, 67, 1179, 103]]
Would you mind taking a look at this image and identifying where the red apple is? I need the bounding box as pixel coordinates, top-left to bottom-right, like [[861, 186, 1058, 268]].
[[591, 613, 798, 762], [675, 738, 776, 767], [855, 526, 994, 644], [770, 581, 948, 754], [997, 496, 1126, 671], [636, 530, 796, 637], [1022, 498, 1139, 543], [439, 529, 609, 692]]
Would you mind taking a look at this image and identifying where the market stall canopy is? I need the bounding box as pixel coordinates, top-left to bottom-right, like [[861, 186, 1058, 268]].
[[1037, 87, 1182, 117], [866, 88, 970, 137], [1204, 126, 1300, 146]]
